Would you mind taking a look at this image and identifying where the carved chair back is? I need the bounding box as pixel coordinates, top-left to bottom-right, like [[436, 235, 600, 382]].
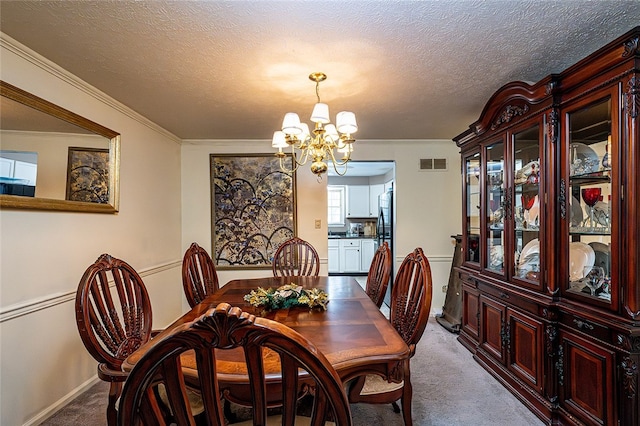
[[272, 237, 320, 277], [75, 253, 153, 426], [182, 242, 220, 308], [391, 247, 433, 354], [365, 241, 392, 308], [346, 247, 433, 425], [117, 303, 353, 426]]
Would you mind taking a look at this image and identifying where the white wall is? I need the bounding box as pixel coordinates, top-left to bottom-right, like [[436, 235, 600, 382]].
[[0, 35, 184, 425], [182, 139, 462, 314]]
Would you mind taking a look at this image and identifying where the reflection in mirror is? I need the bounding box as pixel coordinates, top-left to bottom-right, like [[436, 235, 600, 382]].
[[0, 150, 37, 196], [0, 81, 120, 212]]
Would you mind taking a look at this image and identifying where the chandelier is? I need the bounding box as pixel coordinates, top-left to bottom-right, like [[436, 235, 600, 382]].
[[271, 72, 357, 178]]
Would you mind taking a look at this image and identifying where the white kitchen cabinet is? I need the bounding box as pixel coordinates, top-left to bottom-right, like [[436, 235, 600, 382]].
[[346, 185, 369, 218], [328, 239, 340, 273], [340, 239, 361, 272], [360, 239, 376, 272], [369, 184, 384, 217]]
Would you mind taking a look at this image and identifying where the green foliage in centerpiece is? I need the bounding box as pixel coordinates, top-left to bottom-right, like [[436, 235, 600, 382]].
[[244, 284, 329, 311]]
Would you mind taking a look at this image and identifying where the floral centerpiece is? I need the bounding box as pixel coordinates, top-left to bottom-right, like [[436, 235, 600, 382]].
[[244, 284, 329, 311]]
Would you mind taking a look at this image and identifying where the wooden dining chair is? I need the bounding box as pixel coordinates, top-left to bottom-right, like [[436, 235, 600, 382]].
[[75, 253, 155, 426], [347, 247, 433, 426], [117, 302, 353, 426], [365, 241, 392, 308], [272, 236, 320, 277], [182, 242, 220, 308]]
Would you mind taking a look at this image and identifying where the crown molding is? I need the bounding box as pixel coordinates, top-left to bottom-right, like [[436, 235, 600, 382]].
[[0, 32, 181, 145]]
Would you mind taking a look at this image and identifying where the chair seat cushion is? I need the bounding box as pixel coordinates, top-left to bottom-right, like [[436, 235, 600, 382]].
[[232, 414, 335, 425], [360, 374, 404, 396]]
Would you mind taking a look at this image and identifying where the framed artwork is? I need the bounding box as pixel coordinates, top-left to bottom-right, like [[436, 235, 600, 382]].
[[210, 153, 296, 269], [66, 147, 110, 203]]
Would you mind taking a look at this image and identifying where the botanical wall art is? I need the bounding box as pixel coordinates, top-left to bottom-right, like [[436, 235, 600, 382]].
[[211, 154, 296, 269], [65, 147, 109, 203]]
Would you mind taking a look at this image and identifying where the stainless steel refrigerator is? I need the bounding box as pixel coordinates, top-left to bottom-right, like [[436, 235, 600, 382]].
[[377, 186, 393, 306]]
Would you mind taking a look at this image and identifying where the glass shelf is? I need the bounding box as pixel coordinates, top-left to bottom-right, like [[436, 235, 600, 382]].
[[569, 227, 611, 235], [569, 170, 611, 185]]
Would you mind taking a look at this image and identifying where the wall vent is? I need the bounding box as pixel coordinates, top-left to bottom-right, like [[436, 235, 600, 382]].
[[419, 158, 447, 171]]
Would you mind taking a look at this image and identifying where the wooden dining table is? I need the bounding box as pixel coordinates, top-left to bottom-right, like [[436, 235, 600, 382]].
[[123, 275, 410, 405]]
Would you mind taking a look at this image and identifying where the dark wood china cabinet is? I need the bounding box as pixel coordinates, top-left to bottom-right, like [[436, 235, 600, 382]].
[[453, 27, 640, 426]]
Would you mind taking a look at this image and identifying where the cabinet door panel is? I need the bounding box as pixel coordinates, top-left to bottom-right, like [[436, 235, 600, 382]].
[[347, 185, 369, 217], [360, 239, 375, 272], [480, 296, 506, 363], [463, 152, 481, 265], [484, 141, 505, 276], [341, 241, 361, 272], [369, 184, 384, 217], [507, 309, 543, 391], [559, 330, 616, 426], [462, 285, 479, 341], [328, 245, 340, 273], [562, 91, 616, 310]]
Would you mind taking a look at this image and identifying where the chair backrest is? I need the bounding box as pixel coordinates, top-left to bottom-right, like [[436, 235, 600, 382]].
[[117, 303, 353, 426], [182, 242, 220, 308], [365, 241, 392, 308], [75, 254, 153, 370], [391, 247, 433, 353], [272, 237, 320, 277]]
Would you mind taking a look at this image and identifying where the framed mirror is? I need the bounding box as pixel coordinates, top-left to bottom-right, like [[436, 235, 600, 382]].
[[0, 81, 120, 213]]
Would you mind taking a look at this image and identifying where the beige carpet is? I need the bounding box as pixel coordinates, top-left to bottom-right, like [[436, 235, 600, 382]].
[[40, 316, 543, 425]]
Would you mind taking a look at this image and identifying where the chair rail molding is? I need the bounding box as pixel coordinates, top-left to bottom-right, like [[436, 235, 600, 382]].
[[0, 259, 181, 323]]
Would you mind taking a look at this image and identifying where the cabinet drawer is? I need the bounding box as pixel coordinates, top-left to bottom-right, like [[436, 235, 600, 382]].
[[560, 312, 610, 345], [341, 240, 360, 247], [478, 281, 539, 316]]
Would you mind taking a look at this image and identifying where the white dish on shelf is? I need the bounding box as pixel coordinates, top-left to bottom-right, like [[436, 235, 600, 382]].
[[570, 196, 584, 227], [569, 242, 595, 281], [589, 242, 610, 276], [570, 143, 600, 176], [489, 245, 504, 269], [593, 201, 609, 226], [519, 238, 540, 266]]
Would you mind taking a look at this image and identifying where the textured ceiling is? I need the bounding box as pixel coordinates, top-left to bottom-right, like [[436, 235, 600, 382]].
[[1, 1, 639, 141]]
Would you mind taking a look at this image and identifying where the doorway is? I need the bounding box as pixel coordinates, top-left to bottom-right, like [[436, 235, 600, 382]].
[[326, 161, 395, 304]]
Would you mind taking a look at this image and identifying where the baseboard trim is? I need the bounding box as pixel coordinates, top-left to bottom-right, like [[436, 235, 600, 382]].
[[23, 376, 100, 426]]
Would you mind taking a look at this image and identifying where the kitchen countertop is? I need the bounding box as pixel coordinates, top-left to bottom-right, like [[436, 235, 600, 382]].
[[328, 234, 377, 239]]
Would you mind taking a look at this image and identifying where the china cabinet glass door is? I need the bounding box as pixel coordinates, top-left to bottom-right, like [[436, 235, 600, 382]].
[[485, 142, 504, 274], [464, 153, 481, 264], [565, 96, 613, 306], [512, 125, 541, 284]]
